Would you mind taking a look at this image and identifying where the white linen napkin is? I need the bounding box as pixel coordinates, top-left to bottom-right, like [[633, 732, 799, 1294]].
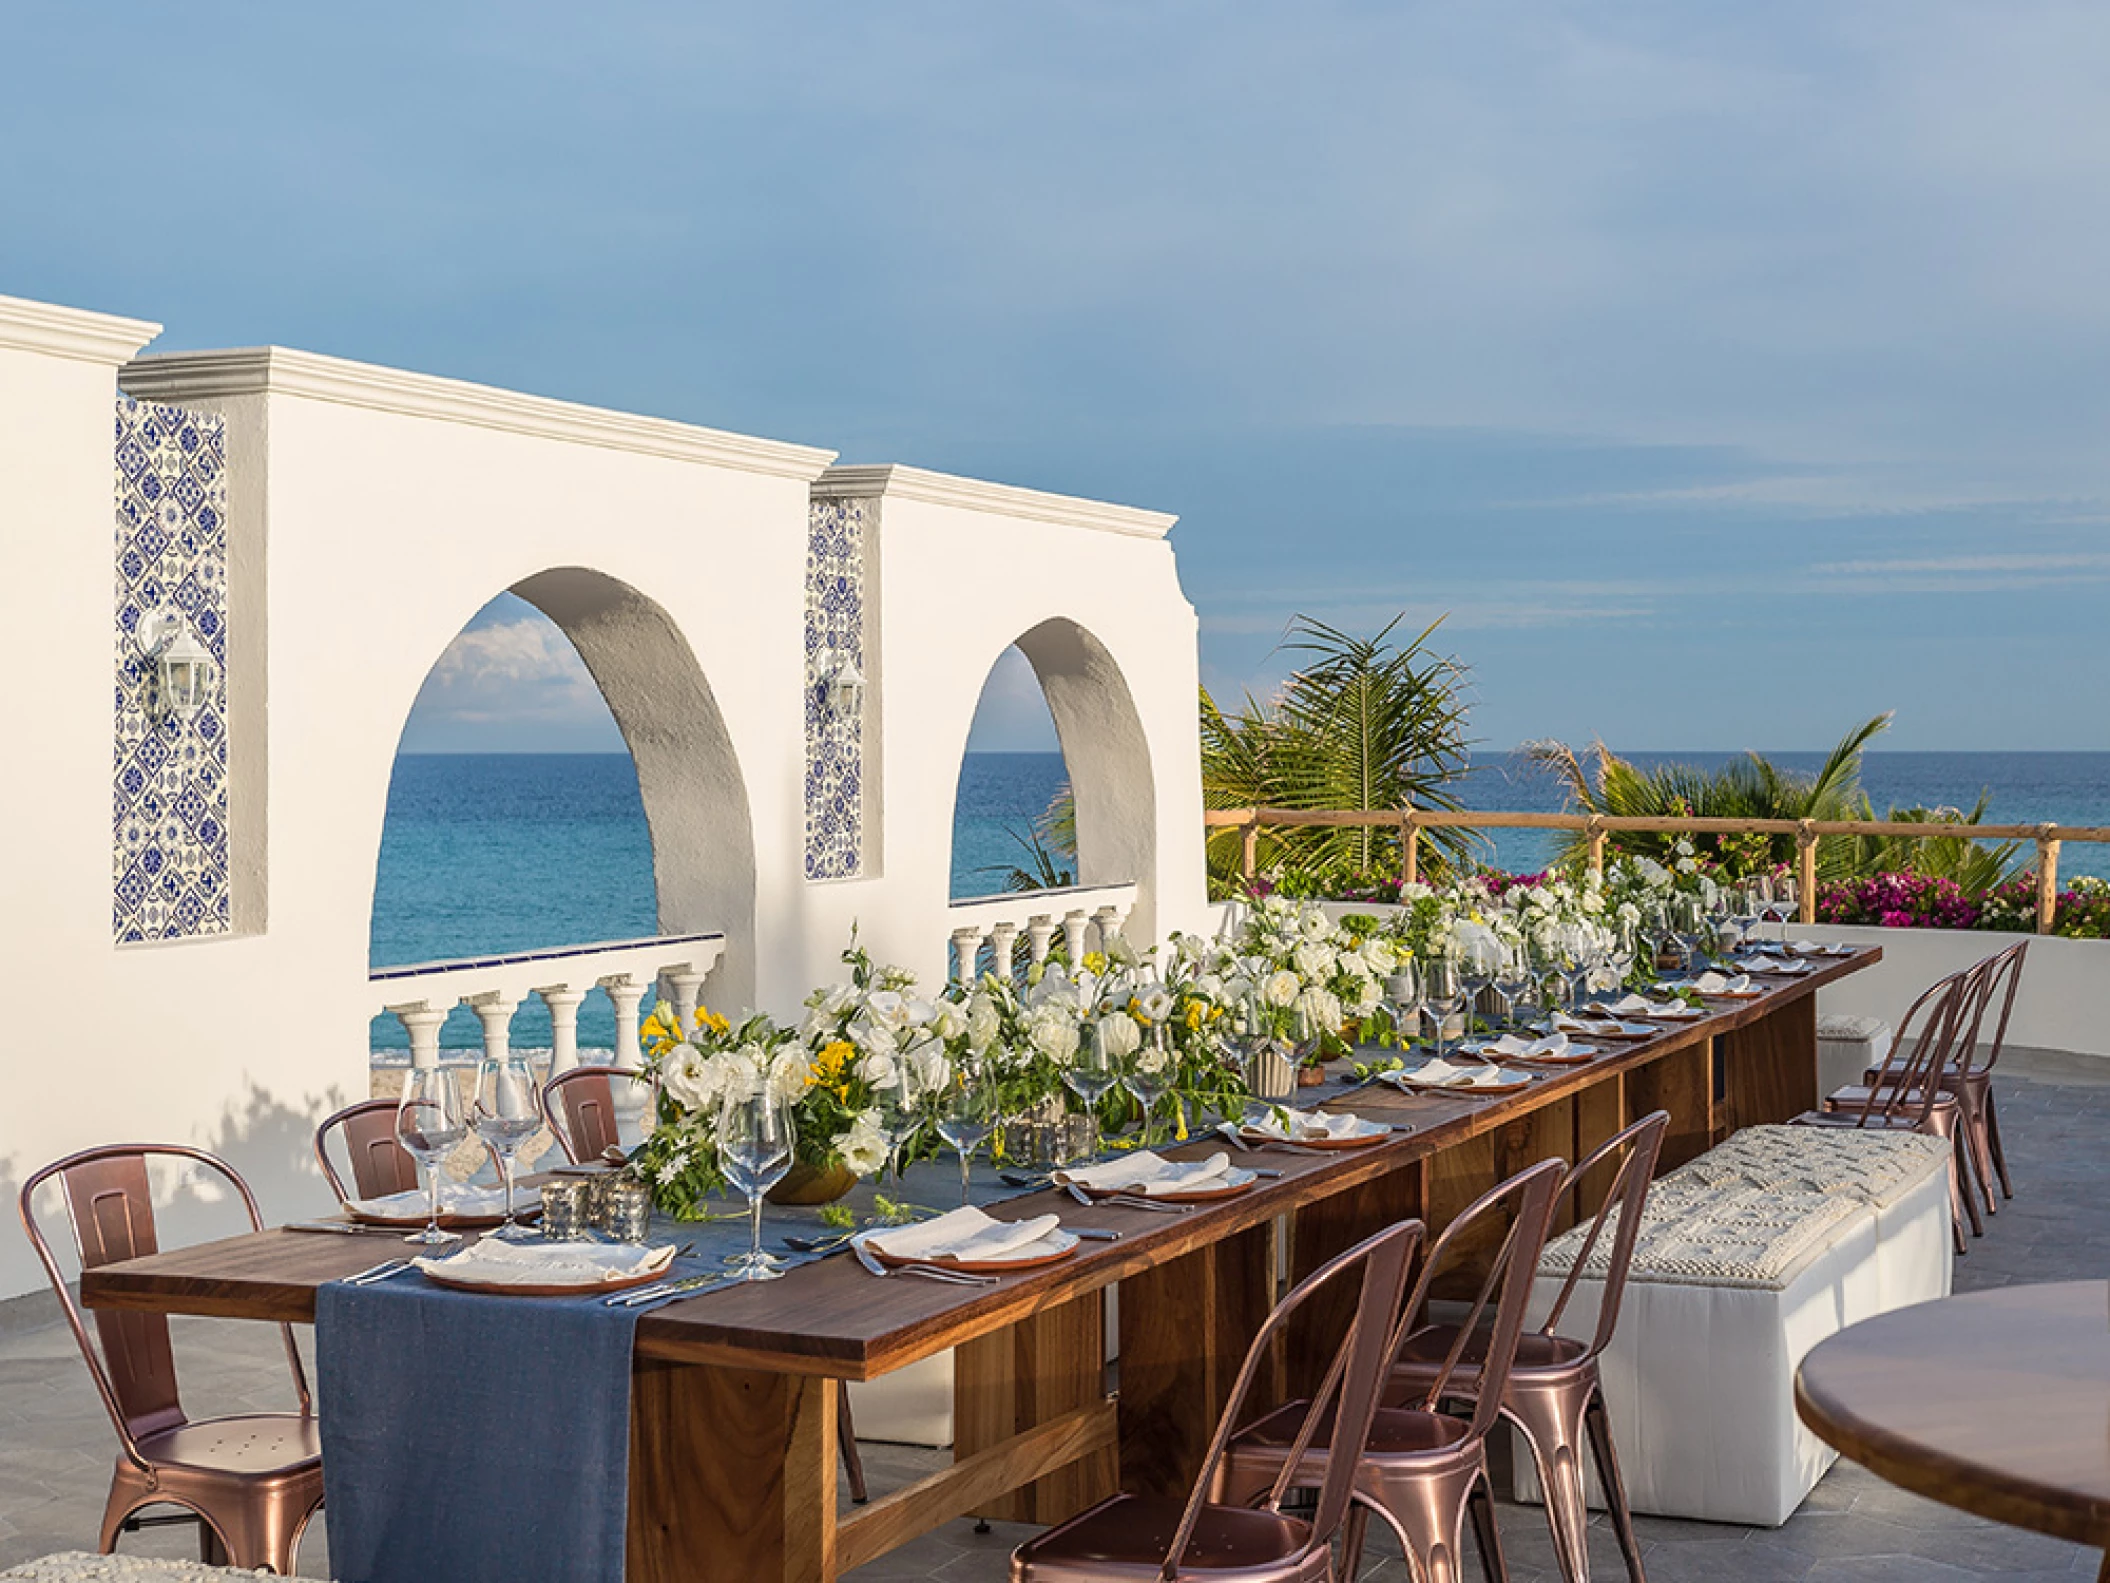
[[1555, 1014, 1626, 1037], [1604, 993, 1697, 1019], [865, 1206, 1062, 1263], [1482, 1032, 1574, 1060], [411, 1239, 673, 1287], [1690, 971, 1754, 995], [1789, 940, 1855, 956], [1241, 1108, 1384, 1143], [1735, 954, 1809, 975], [1381, 1059, 1512, 1090], [1056, 1150, 1234, 1195], [350, 1182, 538, 1220]]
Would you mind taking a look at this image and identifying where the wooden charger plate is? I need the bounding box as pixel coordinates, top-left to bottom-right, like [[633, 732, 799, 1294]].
[[864, 1229, 1081, 1274], [1237, 1126, 1388, 1151], [418, 1252, 675, 1298], [1073, 1174, 1259, 1205], [345, 1202, 541, 1232], [1384, 1070, 1536, 1095]]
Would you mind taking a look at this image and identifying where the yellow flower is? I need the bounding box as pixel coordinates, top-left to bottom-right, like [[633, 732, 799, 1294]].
[[695, 1006, 730, 1037], [1084, 951, 1109, 975], [812, 1040, 856, 1088]]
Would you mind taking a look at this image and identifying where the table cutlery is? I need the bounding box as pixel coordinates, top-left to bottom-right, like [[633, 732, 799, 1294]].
[[608, 1272, 741, 1308], [343, 1258, 411, 1287], [782, 1231, 858, 1254], [1065, 1183, 1194, 1214], [1000, 1171, 1054, 1189], [852, 1239, 998, 1285], [1069, 1227, 1122, 1241], [286, 1220, 402, 1237]]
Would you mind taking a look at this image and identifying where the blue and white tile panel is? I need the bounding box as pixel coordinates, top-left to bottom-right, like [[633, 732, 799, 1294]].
[[112, 396, 230, 941], [804, 497, 866, 880]]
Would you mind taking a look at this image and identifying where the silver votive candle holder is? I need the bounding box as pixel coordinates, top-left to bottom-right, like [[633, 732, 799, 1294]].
[[539, 1178, 592, 1241], [603, 1179, 654, 1243]]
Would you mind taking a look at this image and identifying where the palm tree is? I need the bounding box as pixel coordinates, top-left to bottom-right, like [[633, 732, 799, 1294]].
[[1202, 616, 1474, 892]]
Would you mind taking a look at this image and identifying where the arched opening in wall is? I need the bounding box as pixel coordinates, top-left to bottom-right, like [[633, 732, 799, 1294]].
[[368, 570, 757, 1064], [950, 619, 1159, 934]]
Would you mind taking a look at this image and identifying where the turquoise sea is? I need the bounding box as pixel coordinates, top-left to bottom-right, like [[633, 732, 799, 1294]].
[[369, 750, 2110, 1053]]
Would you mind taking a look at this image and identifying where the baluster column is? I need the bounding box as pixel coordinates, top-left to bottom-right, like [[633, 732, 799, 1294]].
[[466, 991, 519, 1065], [989, 922, 1019, 979], [1063, 909, 1091, 965], [1025, 915, 1057, 969], [951, 927, 986, 985], [1091, 904, 1125, 955], [600, 974, 648, 1072], [664, 965, 708, 1029], [389, 1002, 449, 1072], [538, 984, 587, 1074]]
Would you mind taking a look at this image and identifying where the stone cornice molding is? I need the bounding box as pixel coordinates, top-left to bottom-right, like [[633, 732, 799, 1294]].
[[0, 294, 161, 366], [814, 463, 1177, 540], [120, 346, 838, 481]]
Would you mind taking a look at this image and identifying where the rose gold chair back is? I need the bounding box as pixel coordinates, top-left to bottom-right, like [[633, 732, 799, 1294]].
[[1215, 1159, 1565, 1583], [18, 1144, 325, 1572], [1389, 1113, 1668, 1582], [541, 1065, 645, 1165], [1010, 1218, 1421, 1582], [313, 1097, 421, 1201]]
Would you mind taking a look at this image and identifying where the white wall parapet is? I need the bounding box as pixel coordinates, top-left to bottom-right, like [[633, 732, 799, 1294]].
[[943, 883, 1140, 982], [374, 931, 728, 1072]]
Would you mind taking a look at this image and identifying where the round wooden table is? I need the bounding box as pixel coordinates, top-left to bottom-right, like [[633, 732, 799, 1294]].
[[1795, 1281, 2110, 1581]]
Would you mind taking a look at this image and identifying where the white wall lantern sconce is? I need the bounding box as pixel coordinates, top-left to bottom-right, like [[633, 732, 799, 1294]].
[[808, 647, 865, 732], [137, 609, 215, 721]]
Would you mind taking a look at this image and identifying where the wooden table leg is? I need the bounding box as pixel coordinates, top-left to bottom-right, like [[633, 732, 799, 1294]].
[[628, 1356, 836, 1583], [1285, 1160, 1422, 1399], [1719, 996, 1819, 1131], [1424, 1100, 1572, 1300], [1118, 1218, 1277, 1498], [955, 1289, 1115, 1523], [1627, 1037, 1713, 1171]]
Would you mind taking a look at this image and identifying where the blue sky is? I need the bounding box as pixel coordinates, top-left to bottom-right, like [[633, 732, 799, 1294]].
[[10, 2, 2109, 755]]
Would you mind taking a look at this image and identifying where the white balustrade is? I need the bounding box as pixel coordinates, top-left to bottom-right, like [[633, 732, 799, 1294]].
[[940, 884, 1138, 983], [373, 932, 728, 1072]]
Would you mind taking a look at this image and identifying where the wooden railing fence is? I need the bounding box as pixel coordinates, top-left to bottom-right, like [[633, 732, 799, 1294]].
[[1202, 807, 2110, 935]]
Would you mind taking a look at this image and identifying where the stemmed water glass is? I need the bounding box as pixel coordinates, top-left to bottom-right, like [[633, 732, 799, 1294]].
[[1492, 942, 1534, 1032], [1122, 1031, 1172, 1147], [1457, 941, 1496, 1041], [1604, 922, 1637, 993], [395, 1066, 467, 1246], [1771, 875, 1801, 942], [1064, 1029, 1118, 1161], [719, 1082, 794, 1281], [1385, 962, 1423, 1047], [1668, 895, 1707, 975], [1421, 957, 1464, 1062], [935, 1061, 997, 1208], [875, 1064, 922, 1185], [471, 1051, 541, 1242]]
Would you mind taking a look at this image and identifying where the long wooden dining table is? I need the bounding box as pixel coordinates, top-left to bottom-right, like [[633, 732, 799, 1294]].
[[81, 947, 1878, 1582]]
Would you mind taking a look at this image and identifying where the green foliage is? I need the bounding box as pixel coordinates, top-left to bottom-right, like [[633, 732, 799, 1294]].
[[1202, 616, 1475, 896], [1833, 796, 2020, 892]]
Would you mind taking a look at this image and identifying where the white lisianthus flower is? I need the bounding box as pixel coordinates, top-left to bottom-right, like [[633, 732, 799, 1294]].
[[1263, 969, 1301, 1008], [904, 1034, 950, 1093], [660, 1043, 710, 1110], [1293, 987, 1344, 1040], [1195, 972, 1227, 1003], [862, 990, 913, 1033], [930, 998, 968, 1043], [1027, 964, 1075, 1009], [1135, 1041, 1170, 1076], [1027, 1003, 1080, 1063], [838, 1110, 887, 1175], [857, 1048, 899, 1088], [1134, 984, 1175, 1024], [1292, 941, 1336, 981], [966, 993, 1003, 1053], [1096, 1012, 1142, 1061], [698, 1051, 751, 1107], [1297, 905, 1332, 940], [768, 1047, 811, 1103], [1360, 937, 1396, 974]]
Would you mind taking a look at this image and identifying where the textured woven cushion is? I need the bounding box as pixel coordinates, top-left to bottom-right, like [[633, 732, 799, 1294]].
[[1818, 1014, 1890, 1042], [1538, 1180, 1862, 1292], [0, 1558, 291, 1581], [1675, 1124, 1950, 1209]]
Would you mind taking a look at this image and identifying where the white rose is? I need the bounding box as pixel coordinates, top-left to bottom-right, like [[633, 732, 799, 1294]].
[[1263, 970, 1301, 1009], [931, 999, 968, 1042], [698, 1051, 749, 1107], [857, 1048, 898, 1088], [966, 994, 1003, 1053], [1352, 977, 1382, 1015], [863, 990, 913, 1033], [1292, 941, 1336, 981], [768, 1047, 811, 1104], [904, 1034, 950, 1093], [1135, 1041, 1170, 1076], [1359, 938, 1396, 975], [660, 1043, 709, 1110], [1096, 1013, 1142, 1061], [1027, 1003, 1080, 1063], [838, 1110, 887, 1175], [1195, 972, 1226, 1002]]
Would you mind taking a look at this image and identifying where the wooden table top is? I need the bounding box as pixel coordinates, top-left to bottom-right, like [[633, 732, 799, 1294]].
[[82, 949, 1876, 1381], [1797, 1281, 2110, 1550]]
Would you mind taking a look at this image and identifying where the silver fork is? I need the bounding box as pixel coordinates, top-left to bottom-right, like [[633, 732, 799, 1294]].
[[1067, 1184, 1194, 1214], [852, 1240, 997, 1286], [344, 1259, 411, 1287]]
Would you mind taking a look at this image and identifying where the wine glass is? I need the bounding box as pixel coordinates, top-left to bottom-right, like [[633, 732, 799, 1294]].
[[1772, 874, 1801, 942], [1492, 941, 1533, 1032], [395, 1066, 467, 1246], [1385, 962, 1423, 1047], [471, 1051, 541, 1242], [1457, 940, 1496, 1040], [1064, 1032, 1118, 1161], [1421, 957, 1463, 1062], [1603, 922, 1637, 994], [1668, 895, 1707, 975], [1123, 1030, 1172, 1147], [719, 1082, 794, 1281], [875, 1064, 921, 1185], [935, 1062, 997, 1207]]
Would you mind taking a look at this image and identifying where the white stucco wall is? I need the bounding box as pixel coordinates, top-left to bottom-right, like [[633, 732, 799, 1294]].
[[0, 298, 1208, 1299]]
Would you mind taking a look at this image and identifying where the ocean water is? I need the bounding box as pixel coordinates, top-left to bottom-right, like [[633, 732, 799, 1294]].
[[369, 749, 2108, 1051]]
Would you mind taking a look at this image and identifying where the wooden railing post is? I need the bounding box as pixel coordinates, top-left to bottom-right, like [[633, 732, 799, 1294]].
[[1796, 820, 1818, 924], [2036, 825, 2061, 935], [1240, 815, 1260, 886], [1401, 810, 1420, 889], [1585, 815, 1607, 881]]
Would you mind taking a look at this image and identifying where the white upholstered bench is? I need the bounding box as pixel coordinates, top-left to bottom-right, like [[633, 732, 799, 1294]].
[[0, 1557, 290, 1581], [1817, 1013, 1893, 1103], [1522, 1126, 1950, 1526]]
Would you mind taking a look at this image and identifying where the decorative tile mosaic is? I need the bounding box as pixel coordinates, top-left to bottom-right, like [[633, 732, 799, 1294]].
[[112, 395, 230, 942], [804, 497, 867, 880]]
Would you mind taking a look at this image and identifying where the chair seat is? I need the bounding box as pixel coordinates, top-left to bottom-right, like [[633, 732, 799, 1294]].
[[1011, 1493, 1322, 1582], [1233, 1398, 1473, 1461], [1793, 1109, 1937, 1133], [135, 1413, 321, 1479], [1821, 1086, 1958, 1116], [1390, 1321, 1589, 1381]]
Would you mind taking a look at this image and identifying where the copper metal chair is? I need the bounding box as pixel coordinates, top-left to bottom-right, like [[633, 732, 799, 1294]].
[[1863, 939, 2027, 1219], [540, 1064, 651, 1165], [1388, 1113, 1668, 1583], [18, 1144, 324, 1574], [1794, 957, 1987, 1252], [313, 1096, 422, 1201], [1215, 1159, 1566, 1583], [1010, 1218, 1422, 1582]]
